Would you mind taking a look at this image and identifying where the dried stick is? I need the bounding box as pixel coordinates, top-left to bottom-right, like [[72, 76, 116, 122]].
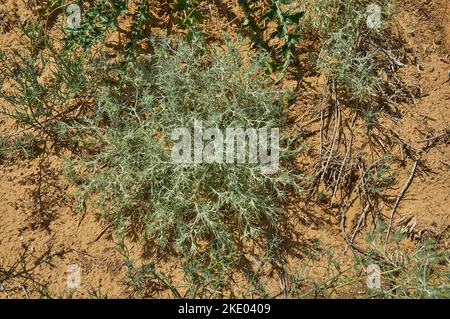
[[89, 223, 114, 244], [384, 161, 418, 253], [320, 83, 341, 182], [330, 133, 352, 206], [21, 285, 30, 299]]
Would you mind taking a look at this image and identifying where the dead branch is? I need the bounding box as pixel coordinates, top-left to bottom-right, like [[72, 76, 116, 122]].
[[384, 160, 419, 253]]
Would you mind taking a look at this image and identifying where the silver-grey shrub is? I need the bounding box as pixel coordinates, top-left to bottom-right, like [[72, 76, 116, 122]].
[[68, 37, 303, 279]]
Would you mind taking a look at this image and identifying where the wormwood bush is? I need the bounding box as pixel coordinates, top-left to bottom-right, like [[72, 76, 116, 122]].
[[67, 37, 303, 286], [299, 0, 394, 102]]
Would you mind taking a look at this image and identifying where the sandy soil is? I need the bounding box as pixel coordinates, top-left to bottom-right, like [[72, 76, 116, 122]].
[[0, 0, 448, 298]]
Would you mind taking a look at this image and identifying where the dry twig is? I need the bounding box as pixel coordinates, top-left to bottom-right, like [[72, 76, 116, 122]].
[[384, 161, 419, 253]]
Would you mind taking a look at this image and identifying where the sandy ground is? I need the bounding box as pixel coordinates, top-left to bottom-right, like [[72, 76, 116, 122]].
[[0, 0, 448, 298]]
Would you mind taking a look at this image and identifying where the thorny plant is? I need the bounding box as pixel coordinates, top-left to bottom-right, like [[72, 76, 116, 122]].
[[34, 1, 206, 56], [38, 0, 303, 80], [238, 0, 303, 82], [33, 0, 129, 51], [171, 0, 206, 40], [60, 37, 304, 296]]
